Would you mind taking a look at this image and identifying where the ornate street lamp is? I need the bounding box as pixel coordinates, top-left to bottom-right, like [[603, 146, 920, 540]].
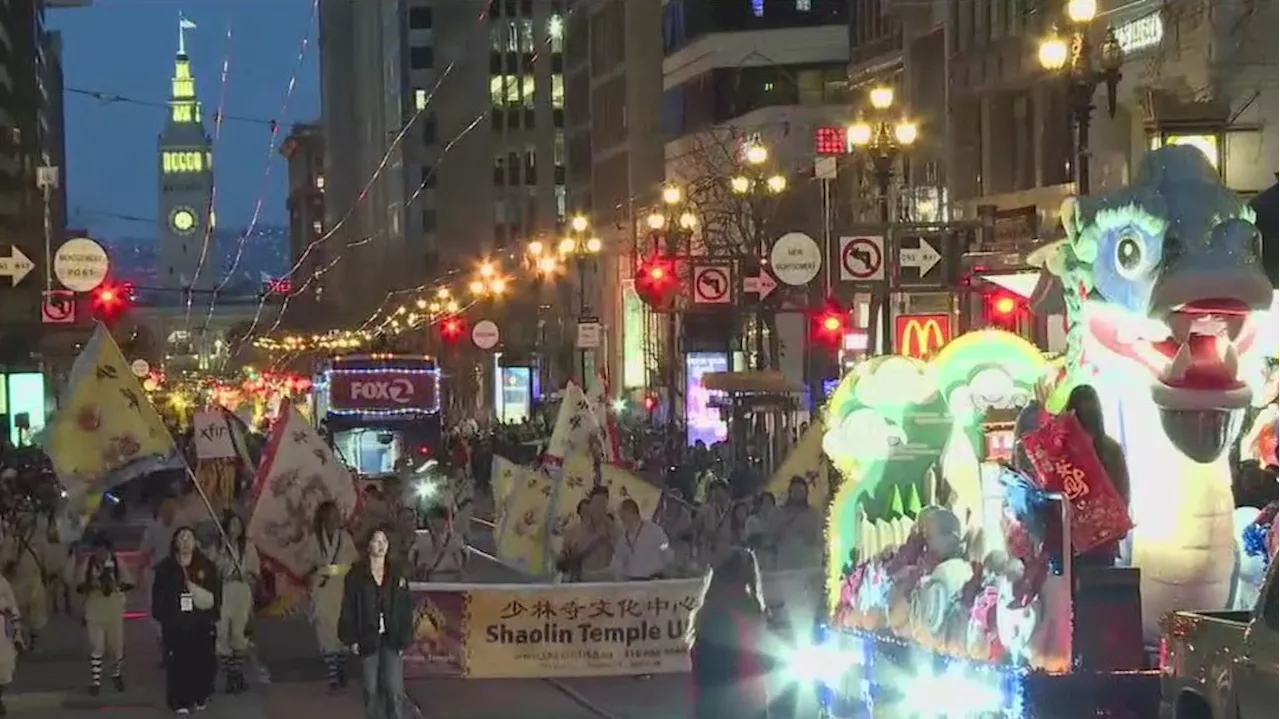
[[847, 85, 919, 224], [1038, 0, 1123, 194]]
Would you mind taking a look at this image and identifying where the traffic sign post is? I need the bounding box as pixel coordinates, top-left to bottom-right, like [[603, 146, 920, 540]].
[[838, 235, 886, 284], [742, 271, 778, 301], [41, 290, 75, 323], [894, 231, 945, 286], [769, 232, 822, 287], [0, 246, 34, 286], [471, 319, 501, 350], [54, 237, 110, 292], [691, 265, 732, 305]]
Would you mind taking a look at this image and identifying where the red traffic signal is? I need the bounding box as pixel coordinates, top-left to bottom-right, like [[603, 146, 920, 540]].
[[642, 395, 657, 411], [636, 254, 677, 309], [439, 316, 465, 341], [986, 290, 1021, 329], [91, 280, 130, 320], [812, 302, 846, 347]]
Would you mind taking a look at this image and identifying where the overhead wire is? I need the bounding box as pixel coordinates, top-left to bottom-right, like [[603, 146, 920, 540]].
[[231, 4, 500, 352], [182, 20, 236, 329], [202, 0, 318, 330]]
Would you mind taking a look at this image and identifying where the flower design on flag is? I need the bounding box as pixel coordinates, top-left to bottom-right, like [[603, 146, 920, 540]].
[[77, 405, 103, 432]]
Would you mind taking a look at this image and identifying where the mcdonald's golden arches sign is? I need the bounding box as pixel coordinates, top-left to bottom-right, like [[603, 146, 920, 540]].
[[895, 313, 951, 359]]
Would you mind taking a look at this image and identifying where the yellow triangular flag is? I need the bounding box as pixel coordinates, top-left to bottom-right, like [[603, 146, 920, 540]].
[[43, 324, 178, 500], [599, 463, 662, 520], [766, 420, 830, 506], [494, 468, 554, 574], [544, 452, 596, 561]]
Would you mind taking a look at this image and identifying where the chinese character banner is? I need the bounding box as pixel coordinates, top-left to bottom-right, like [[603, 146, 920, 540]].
[[404, 569, 821, 679]]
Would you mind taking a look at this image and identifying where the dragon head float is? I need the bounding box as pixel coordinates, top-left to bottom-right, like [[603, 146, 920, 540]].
[[1036, 145, 1273, 461]]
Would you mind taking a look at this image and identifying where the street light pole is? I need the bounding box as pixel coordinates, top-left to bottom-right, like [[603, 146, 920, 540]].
[[1037, 0, 1123, 196], [729, 142, 787, 371], [848, 86, 919, 357], [646, 186, 699, 443]]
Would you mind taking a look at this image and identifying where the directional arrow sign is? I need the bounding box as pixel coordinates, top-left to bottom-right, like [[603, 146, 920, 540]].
[[743, 271, 779, 300], [0, 246, 34, 286], [899, 237, 942, 278]]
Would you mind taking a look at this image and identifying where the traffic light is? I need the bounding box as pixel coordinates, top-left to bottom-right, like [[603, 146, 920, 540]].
[[439, 316, 465, 342], [90, 280, 129, 321], [812, 301, 847, 348], [642, 395, 657, 412], [986, 290, 1021, 330], [635, 254, 677, 309]]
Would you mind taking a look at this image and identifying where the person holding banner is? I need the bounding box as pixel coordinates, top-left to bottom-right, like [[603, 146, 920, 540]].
[[693, 481, 735, 570], [151, 526, 220, 714], [1062, 384, 1131, 566], [610, 499, 671, 581], [306, 501, 358, 690], [214, 512, 260, 694], [410, 505, 467, 582], [690, 547, 773, 719], [558, 487, 616, 582], [338, 526, 414, 719]]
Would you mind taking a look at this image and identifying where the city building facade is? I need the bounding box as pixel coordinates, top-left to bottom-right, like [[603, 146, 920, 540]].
[[279, 122, 326, 324], [317, 0, 569, 332]]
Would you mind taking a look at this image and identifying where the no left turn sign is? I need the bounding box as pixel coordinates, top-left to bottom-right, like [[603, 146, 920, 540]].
[[692, 265, 731, 304], [839, 235, 885, 282]]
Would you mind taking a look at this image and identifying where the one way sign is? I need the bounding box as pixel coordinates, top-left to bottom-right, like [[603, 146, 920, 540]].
[[896, 233, 944, 286], [743, 271, 778, 300]]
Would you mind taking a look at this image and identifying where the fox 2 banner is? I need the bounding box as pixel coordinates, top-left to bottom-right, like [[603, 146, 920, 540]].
[[403, 568, 822, 679]]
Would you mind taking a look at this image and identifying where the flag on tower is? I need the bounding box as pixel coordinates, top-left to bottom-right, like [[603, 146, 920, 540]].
[[180, 16, 197, 30]]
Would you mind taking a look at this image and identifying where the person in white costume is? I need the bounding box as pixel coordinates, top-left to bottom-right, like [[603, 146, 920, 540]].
[[215, 512, 260, 694], [76, 534, 133, 696], [306, 501, 357, 690]]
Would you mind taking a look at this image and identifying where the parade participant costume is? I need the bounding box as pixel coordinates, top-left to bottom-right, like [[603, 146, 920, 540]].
[[0, 517, 48, 650], [151, 526, 220, 714], [0, 573, 21, 716], [40, 514, 72, 617], [76, 538, 134, 695], [215, 514, 260, 694], [306, 521, 358, 689], [411, 521, 467, 582]]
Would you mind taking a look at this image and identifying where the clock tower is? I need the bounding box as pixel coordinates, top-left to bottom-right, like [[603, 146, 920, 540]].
[[157, 16, 215, 299]]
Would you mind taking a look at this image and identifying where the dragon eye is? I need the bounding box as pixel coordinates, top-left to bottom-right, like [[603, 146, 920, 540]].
[[1114, 232, 1146, 279]]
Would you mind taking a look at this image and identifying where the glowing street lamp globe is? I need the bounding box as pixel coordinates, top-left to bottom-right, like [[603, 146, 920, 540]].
[[766, 175, 788, 194], [744, 144, 768, 165], [1067, 0, 1097, 23], [894, 121, 919, 146], [558, 238, 577, 254], [469, 280, 485, 295], [585, 237, 603, 253], [678, 212, 698, 230], [661, 186, 682, 205], [527, 240, 544, 256], [570, 215, 589, 233], [1038, 31, 1069, 71], [869, 86, 895, 110], [647, 213, 666, 230], [730, 176, 752, 194], [847, 122, 873, 148]]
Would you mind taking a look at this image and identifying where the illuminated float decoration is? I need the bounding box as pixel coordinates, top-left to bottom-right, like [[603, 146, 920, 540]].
[[809, 146, 1270, 716]]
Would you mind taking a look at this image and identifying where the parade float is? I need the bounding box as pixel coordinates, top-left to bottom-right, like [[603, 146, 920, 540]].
[[800, 146, 1275, 717]]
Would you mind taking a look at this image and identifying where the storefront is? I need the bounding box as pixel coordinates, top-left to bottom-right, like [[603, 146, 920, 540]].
[[0, 371, 48, 447]]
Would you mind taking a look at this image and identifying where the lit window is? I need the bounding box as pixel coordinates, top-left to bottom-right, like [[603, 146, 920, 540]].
[[315, 175, 325, 190], [549, 15, 564, 53], [522, 75, 535, 108], [554, 131, 565, 166], [505, 74, 520, 104], [551, 74, 564, 109], [172, 78, 194, 98], [312, 220, 323, 235], [555, 185, 567, 221], [490, 76, 505, 106], [172, 104, 193, 123], [162, 150, 205, 174], [414, 88, 428, 111], [519, 19, 534, 53], [796, 0, 812, 10]]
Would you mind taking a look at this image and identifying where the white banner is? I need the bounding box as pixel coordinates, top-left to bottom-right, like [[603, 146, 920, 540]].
[[193, 409, 237, 460]]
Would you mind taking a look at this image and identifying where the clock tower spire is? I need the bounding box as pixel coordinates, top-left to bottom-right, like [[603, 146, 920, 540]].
[[157, 13, 216, 301]]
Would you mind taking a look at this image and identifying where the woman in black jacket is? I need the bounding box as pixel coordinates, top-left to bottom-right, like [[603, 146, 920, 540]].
[[690, 547, 772, 719], [151, 526, 220, 714], [339, 525, 415, 719]]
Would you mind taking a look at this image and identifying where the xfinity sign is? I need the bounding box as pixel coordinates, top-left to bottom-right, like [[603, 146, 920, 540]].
[[350, 378, 415, 404]]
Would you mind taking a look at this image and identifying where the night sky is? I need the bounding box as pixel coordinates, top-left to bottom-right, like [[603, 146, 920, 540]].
[[50, 0, 320, 239]]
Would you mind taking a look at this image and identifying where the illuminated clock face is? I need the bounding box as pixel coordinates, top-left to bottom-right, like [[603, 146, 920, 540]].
[[170, 207, 198, 234]]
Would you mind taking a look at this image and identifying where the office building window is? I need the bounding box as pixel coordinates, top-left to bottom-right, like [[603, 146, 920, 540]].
[[522, 75, 535, 107], [489, 26, 503, 51], [519, 19, 534, 52], [409, 7, 432, 29], [551, 74, 564, 109], [524, 145, 536, 184], [422, 116, 437, 144], [505, 75, 520, 105], [553, 131, 565, 167], [555, 185, 567, 222], [505, 21, 518, 52], [414, 88, 428, 111], [410, 47, 433, 70], [494, 155, 506, 185], [796, 0, 812, 10], [549, 14, 564, 53], [489, 76, 505, 106]]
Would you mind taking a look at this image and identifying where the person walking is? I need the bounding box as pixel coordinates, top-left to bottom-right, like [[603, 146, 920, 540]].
[[0, 563, 23, 716], [306, 501, 357, 690], [151, 526, 220, 714], [339, 526, 414, 719], [214, 512, 260, 694], [690, 547, 773, 719], [1, 511, 48, 650], [610, 499, 671, 581], [76, 534, 133, 695], [410, 505, 467, 582]]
